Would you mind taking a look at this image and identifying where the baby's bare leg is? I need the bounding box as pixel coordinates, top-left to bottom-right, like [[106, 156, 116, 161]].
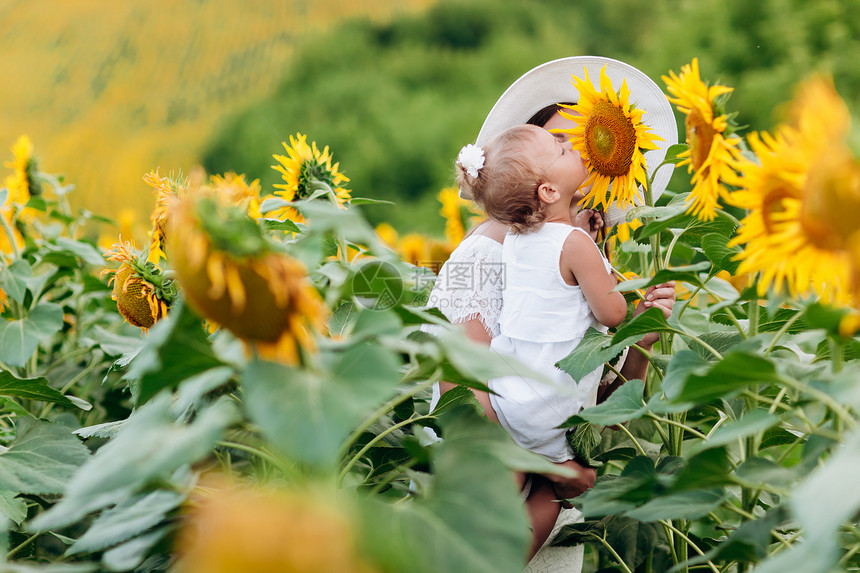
[[438, 381, 501, 424]]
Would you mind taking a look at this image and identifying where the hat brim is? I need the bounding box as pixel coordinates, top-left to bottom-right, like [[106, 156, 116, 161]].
[[464, 56, 678, 227]]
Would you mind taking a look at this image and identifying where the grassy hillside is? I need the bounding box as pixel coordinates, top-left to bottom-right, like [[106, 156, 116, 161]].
[[0, 0, 431, 236]]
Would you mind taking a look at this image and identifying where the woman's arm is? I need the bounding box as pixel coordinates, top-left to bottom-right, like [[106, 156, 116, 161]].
[[599, 281, 676, 401]]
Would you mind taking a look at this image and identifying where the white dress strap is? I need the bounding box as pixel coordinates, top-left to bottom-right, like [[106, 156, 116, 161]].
[[564, 225, 613, 274]]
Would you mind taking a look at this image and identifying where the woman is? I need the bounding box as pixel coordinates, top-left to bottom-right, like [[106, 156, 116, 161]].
[[427, 56, 677, 570]]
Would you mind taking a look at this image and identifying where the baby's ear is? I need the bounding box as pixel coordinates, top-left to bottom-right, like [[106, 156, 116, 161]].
[[537, 182, 561, 204]]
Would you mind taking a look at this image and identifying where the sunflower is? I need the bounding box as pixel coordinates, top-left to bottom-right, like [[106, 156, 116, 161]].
[[0, 286, 7, 312], [559, 66, 663, 211], [787, 74, 850, 148], [374, 223, 399, 248], [175, 484, 377, 573], [788, 76, 860, 255], [614, 219, 642, 243], [3, 135, 41, 207], [2, 135, 41, 254], [167, 192, 327, 364], [0, 201, 23, 256], [427, 238, 454, 271], [103, 241, 176, 331], [270, 133, 351, 224], [144, 169, 190, 263], [728, 128, 855, 306], [842, 306, 860, 337], [209, 172, 265, 220], [662, 58, 743, 221], [397, 233, 429, 267], [438, 186, 484, 246], [729, 73, 860, 309], [800, 145, 860, 253]]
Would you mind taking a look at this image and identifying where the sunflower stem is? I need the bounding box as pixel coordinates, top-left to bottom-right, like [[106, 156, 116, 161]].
[[338, 414, 434, 485], [778, 374, 855, 429], [641, 171, 673, 367], [660, 520, 716, 573], [641, 182, 664, 273], [336, 235, 349, 264], [747, 299, 759, 337], [645, 413, 708, 440], [0, 212, 21, 259], [338, 378, 438, 462], [641, 169, 685, 468], [591, 533, 635, 573], [763, 311, 802, 355], [616, 422, 648, 457], [828, 337, 843, 373]]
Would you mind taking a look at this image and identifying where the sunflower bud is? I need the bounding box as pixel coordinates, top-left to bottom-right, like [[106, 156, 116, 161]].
[[662, 58, 742, 221]]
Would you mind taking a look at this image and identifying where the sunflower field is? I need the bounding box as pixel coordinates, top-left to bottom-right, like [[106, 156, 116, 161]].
[[0, 55, 859, 573]]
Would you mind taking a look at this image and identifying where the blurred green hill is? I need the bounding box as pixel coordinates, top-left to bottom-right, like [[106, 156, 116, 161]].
[[0, 0, 431, 239], [203, 0, 860, 234]]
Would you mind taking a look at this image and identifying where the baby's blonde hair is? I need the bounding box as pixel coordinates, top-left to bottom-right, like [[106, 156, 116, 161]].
[[456, 125, 548, 234]]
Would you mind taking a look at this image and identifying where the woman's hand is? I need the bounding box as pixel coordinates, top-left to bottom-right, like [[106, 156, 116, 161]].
[[632, 281, 676, 348], [571, 207, 604, 241]]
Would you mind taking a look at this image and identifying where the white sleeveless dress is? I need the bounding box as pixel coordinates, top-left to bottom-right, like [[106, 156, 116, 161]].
[[423, 225, 617, 573], [489, 223, 612, 463]]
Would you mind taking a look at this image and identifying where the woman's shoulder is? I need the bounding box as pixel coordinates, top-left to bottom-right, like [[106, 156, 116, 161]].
[[466, 219, 507, 244], [449, 223, 504, 262]]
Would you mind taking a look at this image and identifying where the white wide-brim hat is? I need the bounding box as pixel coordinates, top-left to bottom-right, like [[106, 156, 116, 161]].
[[466, 55, 678, 227]]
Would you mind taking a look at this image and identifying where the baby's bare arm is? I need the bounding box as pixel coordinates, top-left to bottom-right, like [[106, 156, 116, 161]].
[[561, 231, 627, 327]]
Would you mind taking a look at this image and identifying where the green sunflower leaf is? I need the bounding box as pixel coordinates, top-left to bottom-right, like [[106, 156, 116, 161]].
[[30, 395, 235, 531], [242, 340, 402, 468], [0, 302, 64, 367], [556, 327, 626, 381], [125, 300, 224, 407], [624, 489, 726, 522], [357, 408, 531, 573], [613, 262, 711, 292], [0, 370, 76, 407], [661, 143, 690, 165], [0, 418, 90, 496], [565, 379, 647, 427]]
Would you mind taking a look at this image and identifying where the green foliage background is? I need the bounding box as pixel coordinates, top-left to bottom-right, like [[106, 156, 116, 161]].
[[202, 0, 860, 234]]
